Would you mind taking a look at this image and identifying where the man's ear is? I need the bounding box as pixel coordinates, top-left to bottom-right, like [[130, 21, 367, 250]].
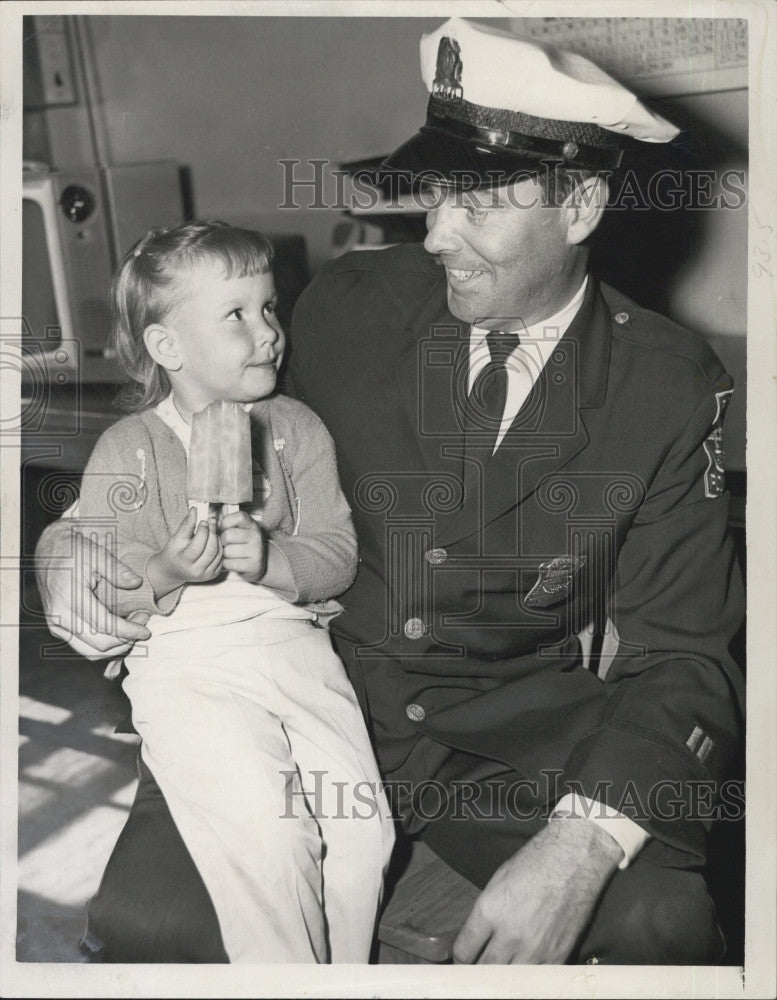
[[143, 324, 182, 372], [565, 175, 608, 246]]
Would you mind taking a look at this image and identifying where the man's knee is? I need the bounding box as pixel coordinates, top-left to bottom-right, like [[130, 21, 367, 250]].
[[86, 880, 227, 963], [577, 864, 724, 965], [84, 757, 228, 963]]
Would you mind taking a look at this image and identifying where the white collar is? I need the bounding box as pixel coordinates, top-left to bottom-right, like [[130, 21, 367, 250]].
[[470, 275, 588, 348], [467, 276, 588, 450], [155, 394, 192, 453]]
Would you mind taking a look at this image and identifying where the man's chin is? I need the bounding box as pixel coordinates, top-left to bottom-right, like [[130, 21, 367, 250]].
[[446, 285, 481, 325]]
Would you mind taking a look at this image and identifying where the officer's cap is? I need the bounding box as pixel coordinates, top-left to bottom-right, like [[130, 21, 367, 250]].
[[382, 18, 680, 187]]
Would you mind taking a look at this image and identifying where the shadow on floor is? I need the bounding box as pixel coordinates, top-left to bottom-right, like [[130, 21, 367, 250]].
[[17, 623, 138, 962]]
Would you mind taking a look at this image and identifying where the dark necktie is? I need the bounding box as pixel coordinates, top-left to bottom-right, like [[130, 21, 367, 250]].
[[467, 329, 521, 457]]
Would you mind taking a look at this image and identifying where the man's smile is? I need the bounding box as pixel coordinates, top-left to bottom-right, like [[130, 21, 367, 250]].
[[446, 266, 486, 285]]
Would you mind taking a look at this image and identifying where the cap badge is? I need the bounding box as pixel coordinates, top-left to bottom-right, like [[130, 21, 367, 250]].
[[432, 36, 463, 101]]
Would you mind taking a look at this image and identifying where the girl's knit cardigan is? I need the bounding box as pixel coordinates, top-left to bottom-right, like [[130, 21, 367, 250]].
[[76, 394, 358, 623]]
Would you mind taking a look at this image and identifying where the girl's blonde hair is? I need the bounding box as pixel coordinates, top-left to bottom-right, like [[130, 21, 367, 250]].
[[111, 220, 274, 411]]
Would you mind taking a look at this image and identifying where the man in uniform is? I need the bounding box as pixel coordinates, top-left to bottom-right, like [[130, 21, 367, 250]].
[[36, 19, 743, 964]]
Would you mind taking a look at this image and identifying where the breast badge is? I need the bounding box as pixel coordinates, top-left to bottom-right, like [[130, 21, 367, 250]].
[[524, 555, 587, 609]]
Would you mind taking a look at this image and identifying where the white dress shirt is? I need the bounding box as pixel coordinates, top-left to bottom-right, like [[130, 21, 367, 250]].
[[468, 277, 588, 452]]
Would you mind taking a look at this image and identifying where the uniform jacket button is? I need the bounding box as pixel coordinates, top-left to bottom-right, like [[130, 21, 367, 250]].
[[425, 547, 448, 565], [406, 703, 426, 722], [404, 617, 427, 639]]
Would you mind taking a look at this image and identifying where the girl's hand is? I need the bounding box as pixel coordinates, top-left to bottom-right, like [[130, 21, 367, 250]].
[[148, 508, 223, 598], [219, 509, 266, 583]]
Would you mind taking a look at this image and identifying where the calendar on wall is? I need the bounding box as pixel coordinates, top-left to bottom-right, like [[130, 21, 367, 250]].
[[509, 18, 748, 95]]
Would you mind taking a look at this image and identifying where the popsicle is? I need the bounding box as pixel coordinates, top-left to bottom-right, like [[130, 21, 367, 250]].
[[186, 400, 253, 521]]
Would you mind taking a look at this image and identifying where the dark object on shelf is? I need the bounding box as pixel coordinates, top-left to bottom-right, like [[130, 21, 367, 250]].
[[269, 234, 310, 333], [338, 154, 420, 200]]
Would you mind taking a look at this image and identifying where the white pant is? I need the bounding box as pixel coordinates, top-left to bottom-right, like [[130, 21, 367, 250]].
[[123, 618, 395, 963]]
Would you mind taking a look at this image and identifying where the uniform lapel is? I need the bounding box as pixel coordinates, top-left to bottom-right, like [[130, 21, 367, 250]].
[[394, 275, 470, 473], [437, 276, 613, 546]]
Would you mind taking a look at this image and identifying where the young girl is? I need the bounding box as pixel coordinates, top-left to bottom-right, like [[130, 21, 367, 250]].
[[76, 221, 394, 962]]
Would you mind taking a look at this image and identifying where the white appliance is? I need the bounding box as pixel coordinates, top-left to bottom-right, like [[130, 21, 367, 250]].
[[22, 160, 182, 383]]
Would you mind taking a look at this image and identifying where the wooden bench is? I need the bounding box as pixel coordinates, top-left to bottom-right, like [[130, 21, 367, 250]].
[[376, 838, 480, 963]]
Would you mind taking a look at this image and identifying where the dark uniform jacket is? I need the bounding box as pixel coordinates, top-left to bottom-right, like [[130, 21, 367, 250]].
[[289, 243, 744, 865]]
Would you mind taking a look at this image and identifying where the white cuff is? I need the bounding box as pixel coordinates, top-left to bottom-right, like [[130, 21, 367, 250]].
[[550, 792, 650, 870]]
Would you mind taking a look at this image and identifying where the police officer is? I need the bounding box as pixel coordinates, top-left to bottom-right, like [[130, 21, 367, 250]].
[[37, 18, 743, 964]]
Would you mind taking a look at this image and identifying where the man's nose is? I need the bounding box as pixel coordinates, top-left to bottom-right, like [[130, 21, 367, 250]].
[[424, 202, 463, 255]]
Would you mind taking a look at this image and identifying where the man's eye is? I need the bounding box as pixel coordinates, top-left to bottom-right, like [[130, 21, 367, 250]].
[[465, 204, 487, 222], [419, 186, 442, 211]]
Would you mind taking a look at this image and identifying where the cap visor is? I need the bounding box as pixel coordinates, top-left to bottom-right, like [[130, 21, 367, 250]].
[[381, 124, 553, 189]]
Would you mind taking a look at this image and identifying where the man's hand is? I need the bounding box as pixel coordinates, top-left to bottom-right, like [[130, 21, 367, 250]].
[[219, 509, 266, 583], [453, 817, 623, 964], [36, 519, 151, 661]]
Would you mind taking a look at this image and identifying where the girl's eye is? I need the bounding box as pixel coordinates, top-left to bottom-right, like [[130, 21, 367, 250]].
[[227, 307, 244, 321], [263, 301, 277, 318]]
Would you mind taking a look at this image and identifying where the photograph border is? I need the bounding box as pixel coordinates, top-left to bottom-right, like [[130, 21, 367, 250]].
[[1, 2, 775, 997]]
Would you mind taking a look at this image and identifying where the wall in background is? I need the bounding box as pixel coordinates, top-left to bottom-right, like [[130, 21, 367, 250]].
[[84, 15, 438, 271]]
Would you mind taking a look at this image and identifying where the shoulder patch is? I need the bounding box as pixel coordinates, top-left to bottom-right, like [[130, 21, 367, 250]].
[[703, 389, 733, 498]]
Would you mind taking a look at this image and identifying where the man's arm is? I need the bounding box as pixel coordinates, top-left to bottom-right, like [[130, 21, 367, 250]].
[[454, 373, 744, 963], [36, 518, 151, 661], [560, 376, 744, 861]]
